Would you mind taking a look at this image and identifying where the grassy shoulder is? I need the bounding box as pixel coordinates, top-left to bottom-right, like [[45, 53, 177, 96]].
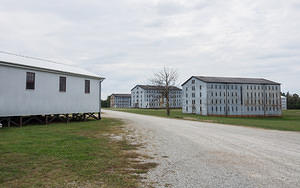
[[107, 108, 300, 132], [0, 118, 157, 188]]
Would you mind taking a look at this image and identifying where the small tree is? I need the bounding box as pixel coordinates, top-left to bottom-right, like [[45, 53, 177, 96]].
[[150, 67, 178, 116]]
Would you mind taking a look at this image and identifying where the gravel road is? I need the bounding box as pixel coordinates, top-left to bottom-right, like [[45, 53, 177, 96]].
[[103, 110, 300, 188]]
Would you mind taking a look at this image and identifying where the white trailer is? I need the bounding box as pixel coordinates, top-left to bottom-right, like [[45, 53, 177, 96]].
[[0, 52, 104, 127]]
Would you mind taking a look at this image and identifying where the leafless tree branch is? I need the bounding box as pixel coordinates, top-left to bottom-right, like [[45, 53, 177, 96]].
[[150, 67, 178, 116]]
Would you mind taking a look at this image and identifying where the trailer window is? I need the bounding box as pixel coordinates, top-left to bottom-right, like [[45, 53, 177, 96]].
[[85, 80, 90, 94], [26, 72, 35, 90], [59, 76, 66, 92]]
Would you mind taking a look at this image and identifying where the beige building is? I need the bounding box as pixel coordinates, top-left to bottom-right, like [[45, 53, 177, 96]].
[[110, 94, 131, 108]]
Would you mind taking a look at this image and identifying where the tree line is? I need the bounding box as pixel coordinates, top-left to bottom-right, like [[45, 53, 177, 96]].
[[282, 92, 300, 109], [101, 95, 111, 108]]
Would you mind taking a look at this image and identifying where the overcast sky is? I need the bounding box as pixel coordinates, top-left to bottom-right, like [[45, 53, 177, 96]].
[[1, 0, 299, 98]]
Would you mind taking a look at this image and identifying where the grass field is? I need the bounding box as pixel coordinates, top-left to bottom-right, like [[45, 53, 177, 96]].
[[0, 118, 156, 188], [108, 108, 300, 132]]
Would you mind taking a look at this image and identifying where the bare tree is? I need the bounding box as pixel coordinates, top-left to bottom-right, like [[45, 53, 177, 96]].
[[150, 67, 178, 116]]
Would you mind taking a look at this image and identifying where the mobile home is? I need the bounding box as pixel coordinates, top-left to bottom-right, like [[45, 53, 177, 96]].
[[0, 52, 104, 126]]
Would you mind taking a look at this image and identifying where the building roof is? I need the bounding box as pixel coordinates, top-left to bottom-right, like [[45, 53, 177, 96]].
[[111, 94, 131, 97], [182, 76, 280, 86], [131, 85, 182, 91], [0, 51, 104, 80]]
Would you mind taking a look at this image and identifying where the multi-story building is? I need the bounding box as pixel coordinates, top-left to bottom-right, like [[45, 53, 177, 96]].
[[131, 85, 182, 108], [281, 96, 287, 110], [182, 76, 282, 116], [110, 94, 131, 108]]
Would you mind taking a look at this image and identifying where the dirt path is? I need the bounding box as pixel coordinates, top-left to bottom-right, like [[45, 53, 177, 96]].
[[103, 110, 300, 188]]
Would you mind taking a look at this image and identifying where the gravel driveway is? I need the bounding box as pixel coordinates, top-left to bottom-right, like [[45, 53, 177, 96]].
[[103, 110, 300, 188]]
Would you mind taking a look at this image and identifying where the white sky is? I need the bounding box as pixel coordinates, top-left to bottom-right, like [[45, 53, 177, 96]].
[[0, 0, 299, 99]]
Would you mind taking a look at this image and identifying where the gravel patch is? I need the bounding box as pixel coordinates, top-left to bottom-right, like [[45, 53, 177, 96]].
[[103, 110, 300, 188]]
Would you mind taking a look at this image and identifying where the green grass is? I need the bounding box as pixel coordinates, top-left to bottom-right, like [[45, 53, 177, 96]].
[[107, 108, 300, 132], [0, 118, 156, 188]]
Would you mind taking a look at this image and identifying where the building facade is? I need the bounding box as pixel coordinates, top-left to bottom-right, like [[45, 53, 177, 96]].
[[0, 52, 104, 126], [131, 85, 182, 108], [110, 94, 131, 108], [281, 96, 287, 110], [182, 76, 282, 116]]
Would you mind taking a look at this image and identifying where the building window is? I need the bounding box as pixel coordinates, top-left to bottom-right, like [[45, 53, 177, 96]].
[[85, 80, 90, 94], [200, 85, 202, 90], [192, 80, 195, 84], [192, 93, 195, 98], [26, 72, 35, 90], [192, 86, 195, 91], [59, 76, 66, 92]]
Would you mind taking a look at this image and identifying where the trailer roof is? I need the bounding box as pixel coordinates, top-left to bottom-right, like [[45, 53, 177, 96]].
[[0, 52, 103, 80]]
